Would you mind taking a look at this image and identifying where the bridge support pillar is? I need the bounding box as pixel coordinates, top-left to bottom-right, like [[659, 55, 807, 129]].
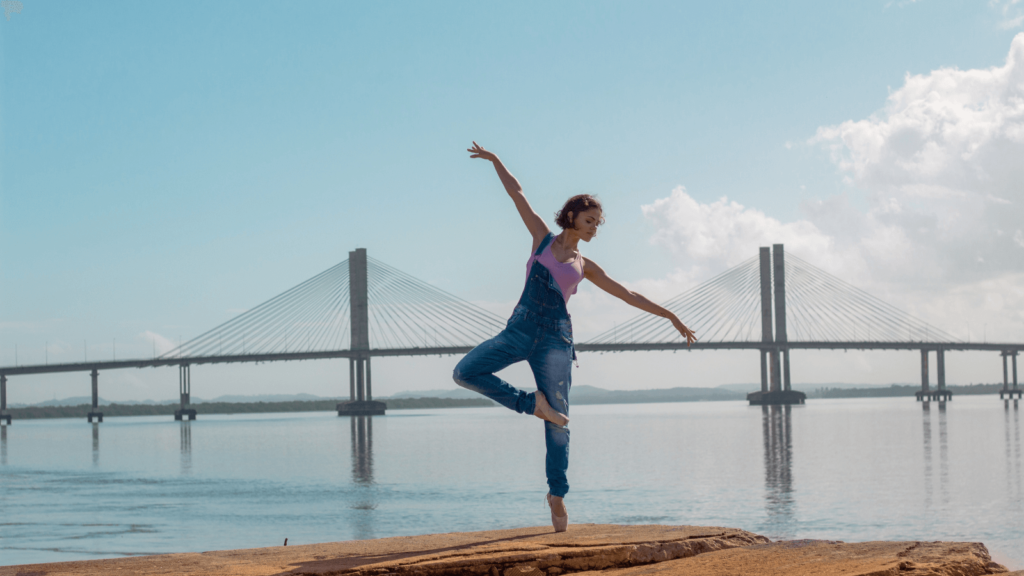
[[0, 375, 10, 425], [936, 349, 950, 401], [349, 358, 355, 401], [760, 350, 768, 394], [783, 349, 791, 391], [87, 369, 103, 423], [356, 359, 365, 401], [1000, 351, 1022, 400], [916, 350, 929, 402], [340, 355, 383, 415], [1001, 352, 1007, 399], [347, 356, 372, 401], [175, 364, 196, 421], [1015, 352, 1020, 397], [916, 349, 950, 402], [770, 351, 781, 393]]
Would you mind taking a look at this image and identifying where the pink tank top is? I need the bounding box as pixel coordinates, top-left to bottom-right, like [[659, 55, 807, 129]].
[[526, 238, 585, 303]]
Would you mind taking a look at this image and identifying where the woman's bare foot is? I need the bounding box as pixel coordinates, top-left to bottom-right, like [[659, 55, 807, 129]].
[[533, 391, 569, 426], [547, 493, 568, 532], [547, 494, 567, 517]]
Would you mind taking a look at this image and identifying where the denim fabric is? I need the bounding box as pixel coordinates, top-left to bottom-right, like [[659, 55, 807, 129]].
[[453, 233, 574, 497]]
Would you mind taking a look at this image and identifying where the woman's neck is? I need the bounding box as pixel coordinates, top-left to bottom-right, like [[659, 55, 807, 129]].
[[555, 230, 581, 254]]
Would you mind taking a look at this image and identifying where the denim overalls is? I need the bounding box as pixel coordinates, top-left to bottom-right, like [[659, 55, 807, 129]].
[[453, 233, 575, 498]]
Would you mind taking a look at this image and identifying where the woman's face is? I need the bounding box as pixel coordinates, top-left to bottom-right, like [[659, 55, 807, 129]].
[[574, 208, 603, 242]]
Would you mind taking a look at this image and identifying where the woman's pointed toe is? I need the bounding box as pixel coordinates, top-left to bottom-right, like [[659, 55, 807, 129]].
[[546, 493, 568, 533]]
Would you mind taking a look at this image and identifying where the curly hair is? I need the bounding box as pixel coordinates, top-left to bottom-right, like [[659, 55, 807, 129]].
[[555, 194, 604, 231]]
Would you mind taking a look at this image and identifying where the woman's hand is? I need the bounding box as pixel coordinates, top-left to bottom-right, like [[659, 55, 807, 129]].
[[672, 317, 698, 346], [468, 141, 498, 162]]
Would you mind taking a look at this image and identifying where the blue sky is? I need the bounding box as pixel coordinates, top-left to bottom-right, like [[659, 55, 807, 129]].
[[3, 1, 1024, 403]]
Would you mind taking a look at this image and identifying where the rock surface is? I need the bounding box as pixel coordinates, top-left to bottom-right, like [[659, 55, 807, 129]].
[[0, 525, 1009, 576], [586, 539, 1010, 575]]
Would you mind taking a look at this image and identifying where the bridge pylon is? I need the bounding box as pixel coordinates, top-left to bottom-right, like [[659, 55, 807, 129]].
[[86, 369, 104, 423], [338, 248, 386, 417], [175, 364, 197, 420], [748, 245, 806, 406], [0, 375, 10, 425]]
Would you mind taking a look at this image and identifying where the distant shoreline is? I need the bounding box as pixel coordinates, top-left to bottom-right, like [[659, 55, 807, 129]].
[[3, 397, 493, 420], [4, 383, 1011, 420], [813, 383, 1006, 398]]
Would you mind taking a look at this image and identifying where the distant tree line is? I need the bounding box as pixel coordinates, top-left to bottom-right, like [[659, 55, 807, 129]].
[[4, 397, 494, 420], [814, 383, 1006, 399]]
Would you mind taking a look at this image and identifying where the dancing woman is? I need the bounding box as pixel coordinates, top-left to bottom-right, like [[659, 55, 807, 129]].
[[453, 142, 697, 533]]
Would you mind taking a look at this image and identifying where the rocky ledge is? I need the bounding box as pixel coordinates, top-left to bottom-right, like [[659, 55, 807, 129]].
[[0, 524, 1015, 576]]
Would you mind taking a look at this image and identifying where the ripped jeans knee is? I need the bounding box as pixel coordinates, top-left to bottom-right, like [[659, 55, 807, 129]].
[[452, 366, 477, 392]]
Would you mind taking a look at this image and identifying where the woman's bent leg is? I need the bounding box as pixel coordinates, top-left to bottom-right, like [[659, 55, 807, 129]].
[[453, 328, 536, 415], [529, 343, 573, 498]]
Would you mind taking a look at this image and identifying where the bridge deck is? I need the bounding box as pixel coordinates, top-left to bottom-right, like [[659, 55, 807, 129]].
[[1, 341, 1020, 376]]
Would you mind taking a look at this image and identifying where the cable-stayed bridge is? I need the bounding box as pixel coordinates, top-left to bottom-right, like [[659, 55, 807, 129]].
[[581, 245, 1022, 405], [1, 245, 1021, 424]]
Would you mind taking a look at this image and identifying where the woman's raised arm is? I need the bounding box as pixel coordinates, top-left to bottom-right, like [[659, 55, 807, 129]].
[[583, 257, 698, 346], [468, 142, 550, 250]]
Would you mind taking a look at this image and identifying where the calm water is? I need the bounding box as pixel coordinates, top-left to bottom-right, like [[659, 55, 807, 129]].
[[1, 396, 1022, 568]]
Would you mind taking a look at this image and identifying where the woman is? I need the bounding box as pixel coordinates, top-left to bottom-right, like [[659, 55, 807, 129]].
[[453, 142, 697, 533]]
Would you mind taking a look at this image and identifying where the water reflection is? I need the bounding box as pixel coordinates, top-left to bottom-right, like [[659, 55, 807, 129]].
[[1, 424, 7, 465], [762, 404, 794, 538], [921, 401, 949, 506], [350, 416, 376, 540], [922, 402, 933, 508], [1006, 399, 1021, 500], [91, 423, 100, 466], [937, 402, 949, 504], [180, 421, 192, 475], [351, 416, 374, 485]]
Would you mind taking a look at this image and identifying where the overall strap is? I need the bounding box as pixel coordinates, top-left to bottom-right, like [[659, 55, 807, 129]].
[[534, 232, 556, 256]]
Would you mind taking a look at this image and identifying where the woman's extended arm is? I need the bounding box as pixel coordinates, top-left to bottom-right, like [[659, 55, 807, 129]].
[[468, 142, 550, 249], [583, 258, 698, 345]]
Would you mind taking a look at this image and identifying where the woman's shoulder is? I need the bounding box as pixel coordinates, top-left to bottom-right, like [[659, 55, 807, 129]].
[[581, 256, 604, 275], [531, 231, 557, 255]]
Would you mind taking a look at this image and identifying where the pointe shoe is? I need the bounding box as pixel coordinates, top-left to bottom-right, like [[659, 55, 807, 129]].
[[546, 493, 568, 533], [533, 391, 569, 426]]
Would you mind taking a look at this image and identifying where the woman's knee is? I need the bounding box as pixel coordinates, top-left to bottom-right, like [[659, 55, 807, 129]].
[[452, 366, 487, 395], [452, 358, 473, 388]]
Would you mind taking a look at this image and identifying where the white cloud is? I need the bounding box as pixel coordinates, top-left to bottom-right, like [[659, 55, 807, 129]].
[[885, 0, 923, 8], [1002, 14, 1024, 29], [810, 32, 1024, 289], [992, 0, 1024, 29], [642, 187, 834, 265], [139, 330, 177, 356], [632, 34, 1024, 343], [810, 32, 1024, 284], [633, 190, 1024, 347], [638, 188, 880, 293]]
